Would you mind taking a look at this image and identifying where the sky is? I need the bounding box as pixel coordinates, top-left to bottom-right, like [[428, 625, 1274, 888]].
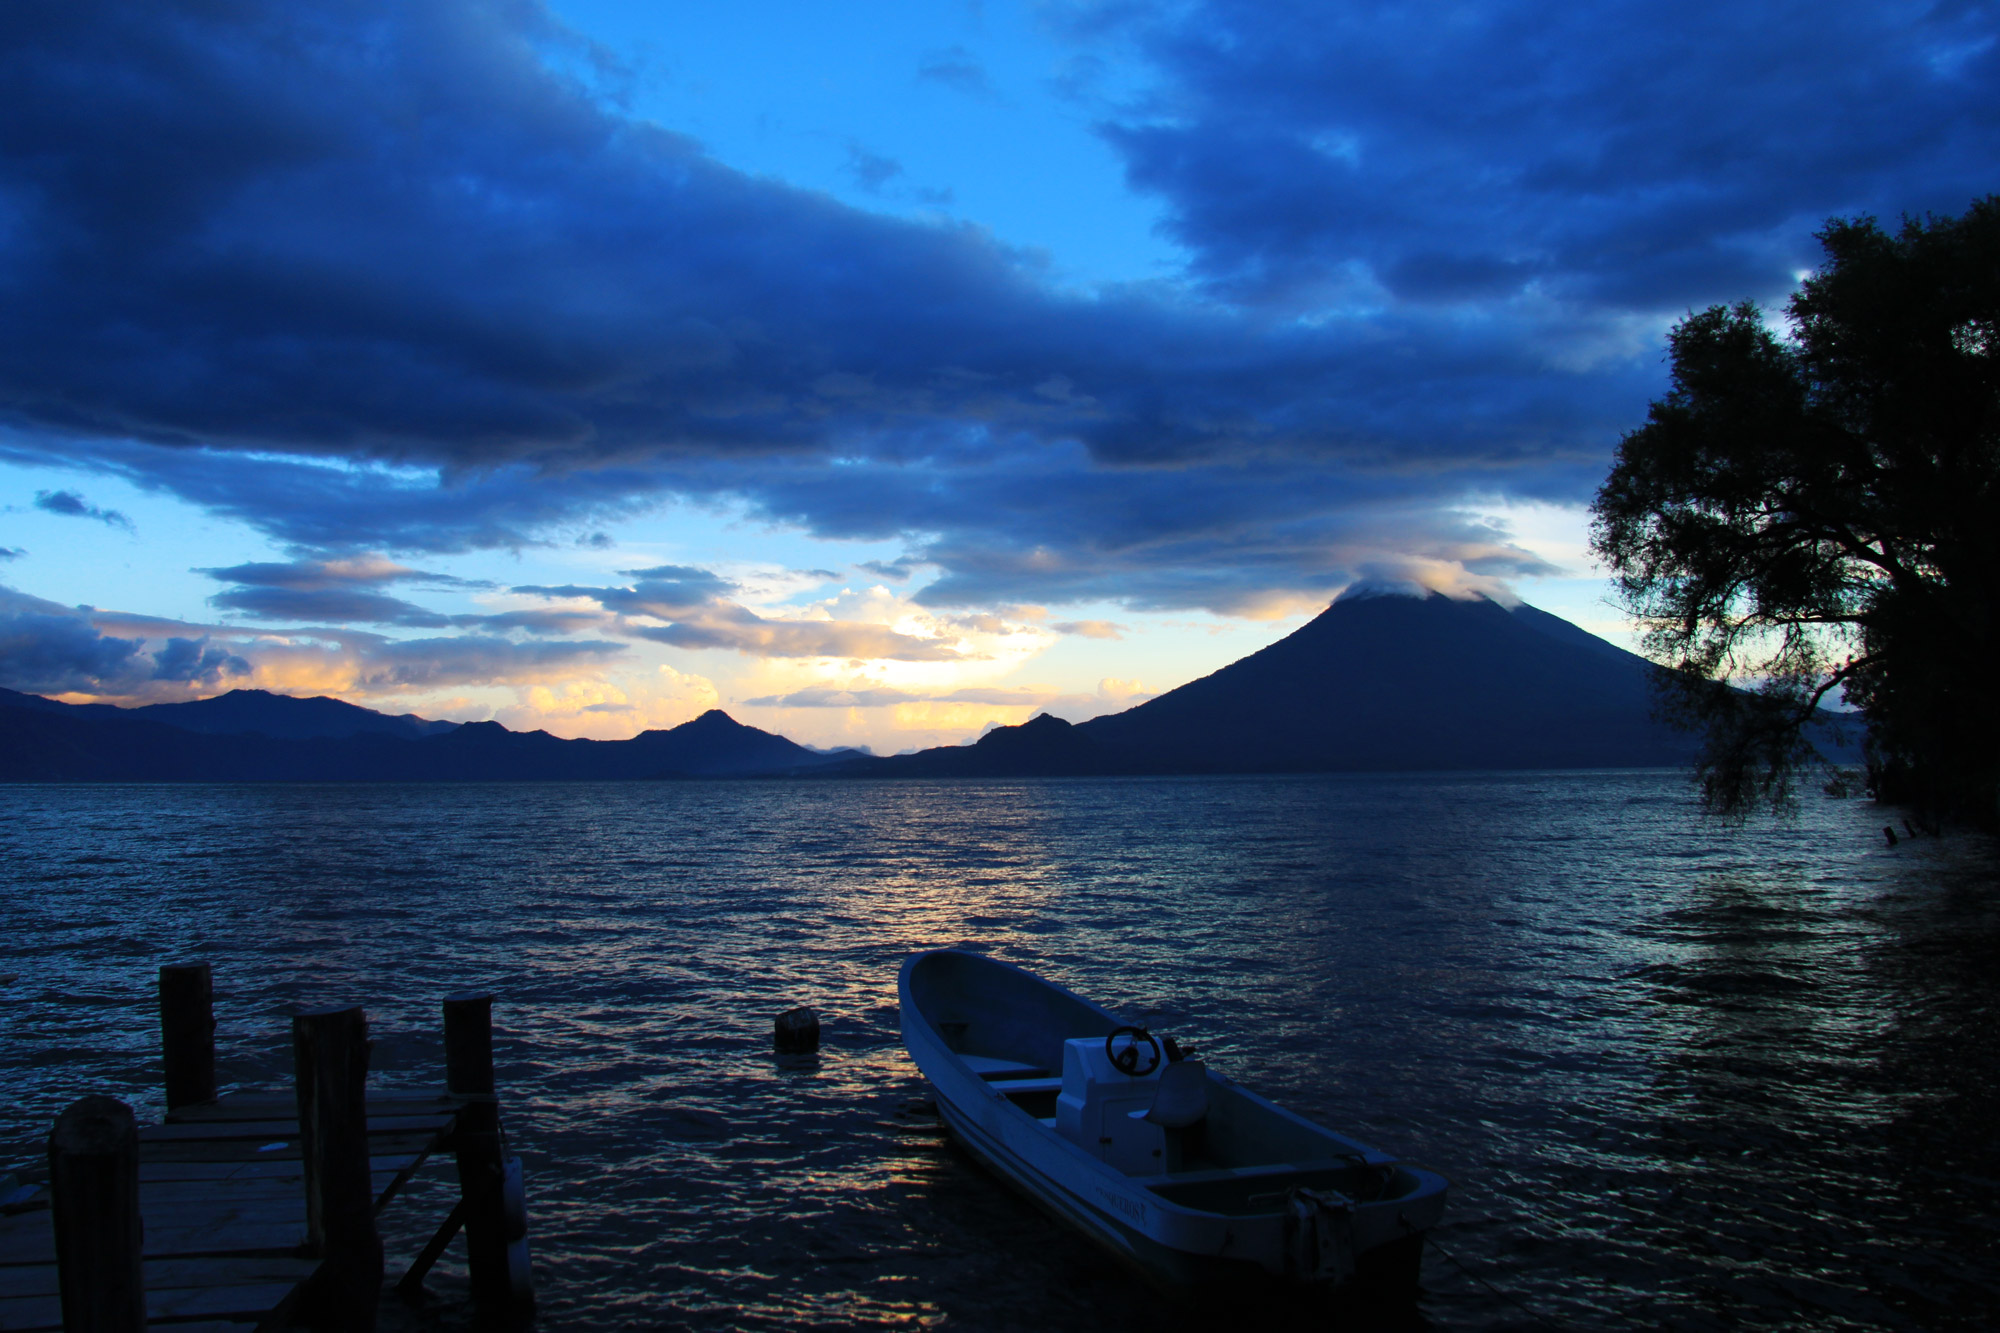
[[0, 0, 1993, 753]]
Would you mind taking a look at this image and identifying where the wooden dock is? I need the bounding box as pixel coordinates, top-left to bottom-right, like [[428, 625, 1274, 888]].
[[0, 1090, 465, 1331], [0, 968, 531, 1333]]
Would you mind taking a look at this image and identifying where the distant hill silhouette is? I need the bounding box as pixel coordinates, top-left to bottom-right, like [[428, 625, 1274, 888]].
[[842, 591, 1708, 777], [0, 686, 455, 740], [0, 690, 836, 781], [130, 688, 461, 740]]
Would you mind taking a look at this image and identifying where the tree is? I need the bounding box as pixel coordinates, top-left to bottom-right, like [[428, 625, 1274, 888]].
[[1591, 198, 2000, 824]]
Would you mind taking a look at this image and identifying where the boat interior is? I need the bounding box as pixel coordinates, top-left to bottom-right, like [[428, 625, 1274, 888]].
[[961, 1047, 1412, 1212]]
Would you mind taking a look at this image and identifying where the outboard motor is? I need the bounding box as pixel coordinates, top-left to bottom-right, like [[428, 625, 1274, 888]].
[[1285, 1186, 1358, 1285]]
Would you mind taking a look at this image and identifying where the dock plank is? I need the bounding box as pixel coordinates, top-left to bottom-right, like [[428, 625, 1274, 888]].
[[0, 1277, 302, 1331], [0, 1291, 60, 1330], [138, 1156, 421, 1189], [0, 1255, 316, 1300], [151, 1279, 308, 1320], [0, 1221, 305, 1269], [139, 1131, 442, 1164], [165, 1091, 456, 1124], [139, 1113, 451, 1144], [136, 1179, 300, 1205]]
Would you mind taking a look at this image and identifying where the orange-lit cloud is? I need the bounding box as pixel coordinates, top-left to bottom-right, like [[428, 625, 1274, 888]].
[[491, 667, 720, 739], [514, 568, 968, 661], [1051, 619, 1125, 639]]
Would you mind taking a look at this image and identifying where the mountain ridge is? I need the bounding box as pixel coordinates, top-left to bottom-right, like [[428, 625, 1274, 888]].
[[0, 692, 837, 781], [0, 593, 1733, 781]]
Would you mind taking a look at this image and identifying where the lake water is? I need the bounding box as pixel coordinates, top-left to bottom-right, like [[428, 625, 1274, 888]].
[[2, 773, 1997, 1330]]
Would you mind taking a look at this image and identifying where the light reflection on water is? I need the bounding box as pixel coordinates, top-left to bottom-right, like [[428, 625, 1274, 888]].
[[2, 773, 1997, 1329]]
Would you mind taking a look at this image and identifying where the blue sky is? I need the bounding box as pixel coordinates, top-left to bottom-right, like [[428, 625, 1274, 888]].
[[1, 0, 1993, 751]]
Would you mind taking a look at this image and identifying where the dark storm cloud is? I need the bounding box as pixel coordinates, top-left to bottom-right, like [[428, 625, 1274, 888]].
[[0, 0, 1992, 613], [0, 592, 146, 692], [209, 584, 454, 627], [150, 636, 251, 683], [0, 584, 626, 699], [0, 435, 663, 556], [198, 555, 504, 627], [1091, 0, 2000, 310], [0, 588, 245, 691], [34, 489, 132, 530], [6, 0, 1221, 469], [195, 553, 604, 633]]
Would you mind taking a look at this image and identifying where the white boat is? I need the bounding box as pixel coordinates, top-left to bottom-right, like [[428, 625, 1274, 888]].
[[898, 949, 1448, 1298]]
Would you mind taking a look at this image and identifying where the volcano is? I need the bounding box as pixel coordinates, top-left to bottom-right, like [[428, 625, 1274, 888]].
[[850, 592, 1700, 776]]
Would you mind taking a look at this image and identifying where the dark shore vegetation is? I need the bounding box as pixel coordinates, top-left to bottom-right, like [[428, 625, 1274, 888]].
[[1592, 197, 2000, 826]]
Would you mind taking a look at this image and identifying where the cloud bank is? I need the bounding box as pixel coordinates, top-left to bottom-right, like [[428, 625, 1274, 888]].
[[0, 0, 1992, 726], [18, 0, 1956, 607], [1089, 0, 1998, 312], [0, 585, 624, 704]]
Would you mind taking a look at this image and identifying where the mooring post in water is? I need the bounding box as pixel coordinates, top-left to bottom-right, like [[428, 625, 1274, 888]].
[[49, 1096, 146, 1333], [159, 962, 216, 1111], [293, 1005, 383, 1332], [774, 1005, 820, 1052], [445, 991, 531, 1313]]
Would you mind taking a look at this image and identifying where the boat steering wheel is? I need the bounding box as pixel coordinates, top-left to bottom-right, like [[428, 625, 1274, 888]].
[[1105, 1025, 1163, 1077]]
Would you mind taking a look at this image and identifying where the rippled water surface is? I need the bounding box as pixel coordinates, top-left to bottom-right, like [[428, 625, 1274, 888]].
[[4, 773, 1998, 1329]]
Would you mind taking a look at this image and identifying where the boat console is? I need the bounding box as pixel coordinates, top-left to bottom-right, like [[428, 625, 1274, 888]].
[[1055, 1036, 1201, 1174]]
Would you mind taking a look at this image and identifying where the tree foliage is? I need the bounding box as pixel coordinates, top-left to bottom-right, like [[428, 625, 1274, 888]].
[[1592, 199, 2000, 823]]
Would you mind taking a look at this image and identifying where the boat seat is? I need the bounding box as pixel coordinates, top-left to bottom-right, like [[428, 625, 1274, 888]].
[[960, 1054, 1050, 1080], [995, 1078, 1065, 1097], [1141, 1059, 1209, 1128], [1138, 1158, 1359, 1188]]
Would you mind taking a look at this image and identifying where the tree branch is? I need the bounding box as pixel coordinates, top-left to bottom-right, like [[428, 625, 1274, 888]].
[[1794, 655, 1879, 726]]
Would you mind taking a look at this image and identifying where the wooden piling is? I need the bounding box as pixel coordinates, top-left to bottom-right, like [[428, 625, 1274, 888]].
[[48, 1096, 146, 1333], [292, 1006, 383, 1332], [443, 991, 525, 1314], [158, 963, 216, 1111], [443, 993, 496, 1103]]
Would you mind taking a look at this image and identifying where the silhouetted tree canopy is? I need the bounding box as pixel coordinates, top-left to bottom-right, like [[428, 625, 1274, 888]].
[[1592, 199, 2000, 823]]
